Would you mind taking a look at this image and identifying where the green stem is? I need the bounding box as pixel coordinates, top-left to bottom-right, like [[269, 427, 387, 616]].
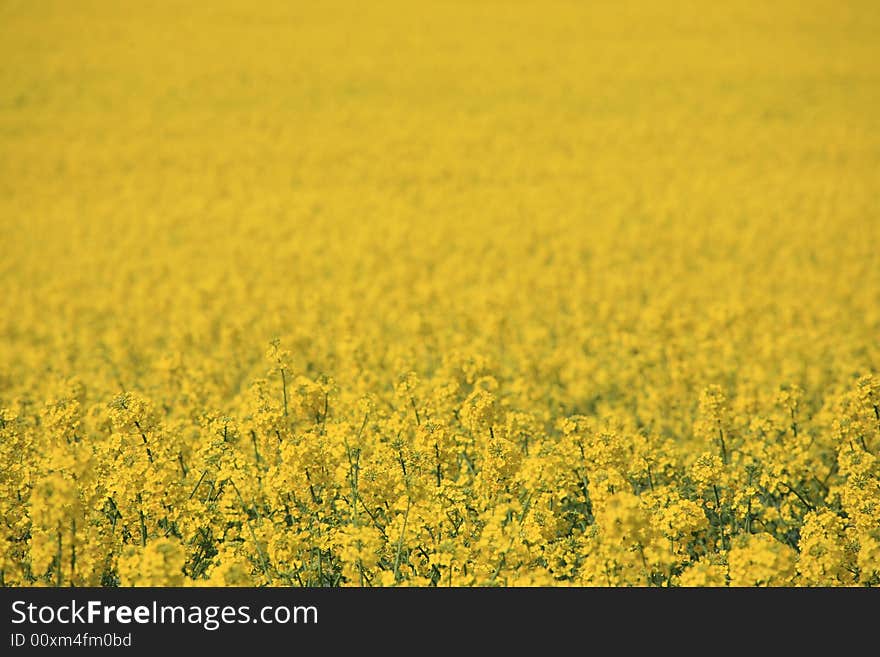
[[229, 478, 272, 584], [717, 425, 728, 464], [70, 518, 76, 584], [280, 368, 289, 417], [134, 420, 153, 463], [393, 498, 412, 582], [189, 470, 208, 499], [56, 524, 63, 587]]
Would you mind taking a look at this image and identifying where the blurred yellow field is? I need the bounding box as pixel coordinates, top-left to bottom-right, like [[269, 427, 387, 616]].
[[1, 1, 878, 586]]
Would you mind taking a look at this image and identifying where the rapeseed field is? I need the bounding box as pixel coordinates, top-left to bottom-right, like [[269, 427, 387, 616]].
[[1, 1, 879, 586]]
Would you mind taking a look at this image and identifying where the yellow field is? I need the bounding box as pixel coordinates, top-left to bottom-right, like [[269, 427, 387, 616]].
[[1, 1, 879, 586]]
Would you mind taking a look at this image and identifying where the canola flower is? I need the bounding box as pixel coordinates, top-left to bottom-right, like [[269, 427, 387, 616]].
[[1, 1, 879, 587]]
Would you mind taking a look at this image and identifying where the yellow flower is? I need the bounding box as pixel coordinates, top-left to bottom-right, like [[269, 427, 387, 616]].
[[728, 534, 796, 587]]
